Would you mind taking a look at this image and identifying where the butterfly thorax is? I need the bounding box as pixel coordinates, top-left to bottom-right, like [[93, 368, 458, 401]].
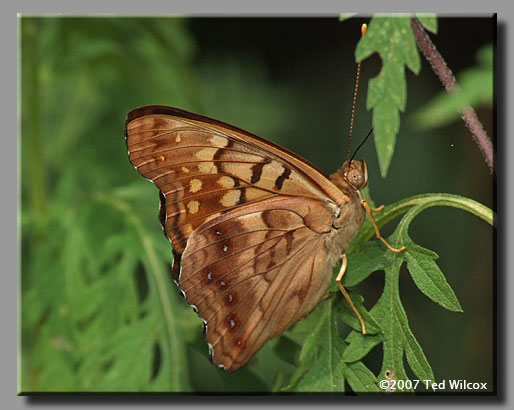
[[326, 158, 368, 261]]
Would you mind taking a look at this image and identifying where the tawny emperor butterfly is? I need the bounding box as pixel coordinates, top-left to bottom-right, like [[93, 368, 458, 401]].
[[125, 104, 405, 372]]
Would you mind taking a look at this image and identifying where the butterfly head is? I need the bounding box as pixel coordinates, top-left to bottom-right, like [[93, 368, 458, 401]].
[[342, 158, 368, 190]]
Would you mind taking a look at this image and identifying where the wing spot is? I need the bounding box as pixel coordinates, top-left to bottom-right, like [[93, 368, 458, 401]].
[[227, 294, 233, 303], [229, 319, 236, 329], [216, 230, 222, 235], [222, 244, 228, 252], [198, 162, 217, 174], [207, 271, 212, 281], [181, 166, 190, 173], [175, 135, 181, 143], [220, 280, 226, 286], [187, 200, 200, 214], [189, 178, 203, 193], [158, 155, 165, 162], [209, 135, 228, 148], [236, 340, 242, 346], [217, 175, 235, 189], [220, 189, 242, 207], [196, 148, 215, 160]]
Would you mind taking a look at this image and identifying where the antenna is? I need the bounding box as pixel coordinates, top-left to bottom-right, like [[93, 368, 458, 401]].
[[346, 23, 367, 162], [350, 127, 373, 162]]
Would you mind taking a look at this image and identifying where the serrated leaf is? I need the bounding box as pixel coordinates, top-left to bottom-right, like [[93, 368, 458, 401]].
[[344, 360, 380, 393], [355, 15, 421, 176], [344, 331, 382, 363], [404, 242, 463, 312], [284, 300, 346, 392], [282, 307, 327, 391], [402, 320, 435, 383], [390, 202, 463, 312], [371, 255, 413, 391], [339, 291, 381, 335], [344, 241, 388, 286]]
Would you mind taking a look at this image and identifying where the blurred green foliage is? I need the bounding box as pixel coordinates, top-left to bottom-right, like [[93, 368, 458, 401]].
[[413, 44, 493, 129], [20, 16, 494, 394], [20, 16, 307, 393]]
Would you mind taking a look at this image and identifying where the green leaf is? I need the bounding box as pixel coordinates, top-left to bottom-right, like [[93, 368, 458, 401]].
[[94, 190, 195, 392], [370, 255, 412, 391], [356, 15, 421, 176], [339, 290, 381, 335], [344, 360, 380, 393], [335, 191, 492, 393], [284, 300, 346, 392], [344, 241, 388, 286], [344, 331, 382, 363], [328, 240, 387, 294], [403, 241, 463, 312], [272, 336, 302, 366], [339, 13, 357, 22], [284, 297, 384, 393], [402, 319, 435, 384], [416, 14, 438, 33], [388, 204, 462, 312], [363, 194, 494, 390]]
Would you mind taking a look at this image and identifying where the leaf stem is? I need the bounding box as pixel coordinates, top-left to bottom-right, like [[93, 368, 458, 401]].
[[356, 193, 495, 244], [410, 16, 495, 175]]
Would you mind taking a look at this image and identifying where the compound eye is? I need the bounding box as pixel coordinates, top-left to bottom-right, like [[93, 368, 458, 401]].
[[347, 168, 364, 188]]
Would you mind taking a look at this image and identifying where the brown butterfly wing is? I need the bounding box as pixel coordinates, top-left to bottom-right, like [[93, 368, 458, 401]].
[[125, 105, 348, 370], [179, 196, 334, 371], [125, 106, 345, 262]]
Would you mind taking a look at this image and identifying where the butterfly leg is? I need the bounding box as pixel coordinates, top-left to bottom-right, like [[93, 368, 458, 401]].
[[369, 204, 384, 212], [336, 254, 367, 335], [360, 199, 406, 253]]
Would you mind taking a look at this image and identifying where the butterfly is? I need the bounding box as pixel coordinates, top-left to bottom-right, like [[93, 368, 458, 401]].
[[125, 105, 404, 372]]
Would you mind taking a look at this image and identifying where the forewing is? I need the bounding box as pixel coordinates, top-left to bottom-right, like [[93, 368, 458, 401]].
[[179, 197, 334, 372], [125, 105, 345, 261]]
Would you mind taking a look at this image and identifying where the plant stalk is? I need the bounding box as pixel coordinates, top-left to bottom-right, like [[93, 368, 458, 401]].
[[410, 16, 495, 176]]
